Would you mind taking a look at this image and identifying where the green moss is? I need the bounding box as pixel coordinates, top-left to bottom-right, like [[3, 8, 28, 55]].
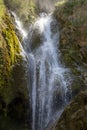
[[63, 0, 85, 15], [0, 1, 30, 128], [2, 28, 20, 64], [55, 0, 86, 16], [0, 0, 6, 23], [0, 10, 28, 104], [4, 0, 38, 26]]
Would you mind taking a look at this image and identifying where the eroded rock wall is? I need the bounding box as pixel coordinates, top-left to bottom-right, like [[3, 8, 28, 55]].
[[53, 0, 87, 96], [0, 0, 31, 129]]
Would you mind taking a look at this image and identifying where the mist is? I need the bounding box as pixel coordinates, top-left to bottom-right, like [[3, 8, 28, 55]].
[[33, 0, 61, 12]]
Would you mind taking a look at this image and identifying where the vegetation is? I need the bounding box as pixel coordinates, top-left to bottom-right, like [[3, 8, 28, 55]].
[[54, 0, 87, 64], [4, 0, 39, 27], [0, 0, 30, 129], [0, 0, 6, 23], [0, 0, 87, 129], [50, 1, 87, 129], [53, 0, 87, 96]]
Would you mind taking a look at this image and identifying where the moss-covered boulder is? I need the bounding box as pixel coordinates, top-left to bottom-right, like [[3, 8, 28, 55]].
[[52, 90, 87, 130]]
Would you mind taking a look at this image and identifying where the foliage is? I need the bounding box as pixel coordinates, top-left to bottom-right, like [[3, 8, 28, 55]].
[[4, 0, 39, 26], [53, 0, 87, 100], [54, 0, 87, 66], [0, 0, 28, 115], [0, 0, 6, 23], [0, 1, 30, 129]]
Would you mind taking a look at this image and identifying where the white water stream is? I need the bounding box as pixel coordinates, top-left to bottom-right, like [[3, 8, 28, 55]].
[[13, 12, 71, 130]]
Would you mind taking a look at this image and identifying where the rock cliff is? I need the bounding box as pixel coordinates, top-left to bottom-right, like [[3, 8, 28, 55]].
[[0, 0, 30, 129], [52, 90, 87, 130], [53, 0, 87, 96], [51, 0, 87, 129]]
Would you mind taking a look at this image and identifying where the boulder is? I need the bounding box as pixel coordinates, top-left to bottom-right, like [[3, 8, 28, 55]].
[[52, 90, 87, 130]]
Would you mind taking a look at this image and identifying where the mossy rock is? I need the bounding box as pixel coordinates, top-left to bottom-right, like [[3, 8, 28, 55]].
[[52, 90, 87, 130], [4, 0, 39, 27], [54, 0, 87, 66], [0, 12, 28, 104], [53, 0, 87, 98], [28, 28, 42, 51], [0, 2, 30, 129]]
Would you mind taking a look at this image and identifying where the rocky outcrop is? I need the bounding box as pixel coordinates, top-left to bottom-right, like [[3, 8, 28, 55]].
[[52, 90, 87, 130], [4, 0, 39, 27], [53, 0, 87, 96], [0, 0, 30, 129], [49, 1, 87, 130], [54, 0, 87, 65], [26, 27, 42, 51]]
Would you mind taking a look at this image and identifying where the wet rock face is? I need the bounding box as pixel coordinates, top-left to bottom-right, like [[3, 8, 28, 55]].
[[53, 0, 87, 97], [7, 94, 31, 126], [4, 0, 38, 27], [0, 1, 30, 129], [52, 90, 87, 130], [0, 96, 6, 116], [83, 72, 87, 85], [26, 25, 46, 52], [51, 19, 58, 34], [50, 1, 87, 129], [0, 94, 31, 130], [29, 28, 42, 51]]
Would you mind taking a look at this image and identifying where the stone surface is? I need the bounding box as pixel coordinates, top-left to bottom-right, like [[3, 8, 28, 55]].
[[0, 1, 31, 129], [52, 90, 87, 130], [53, 0, 87, 96]]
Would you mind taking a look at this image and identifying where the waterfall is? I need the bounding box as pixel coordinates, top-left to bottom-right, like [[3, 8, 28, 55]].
[[13, 12, 71, 130], [11, 11, 27, 38]]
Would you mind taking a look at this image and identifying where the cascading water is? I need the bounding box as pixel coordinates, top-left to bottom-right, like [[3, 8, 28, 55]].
[[13, 12, 71, 130], [26, 13, 71, 130]]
